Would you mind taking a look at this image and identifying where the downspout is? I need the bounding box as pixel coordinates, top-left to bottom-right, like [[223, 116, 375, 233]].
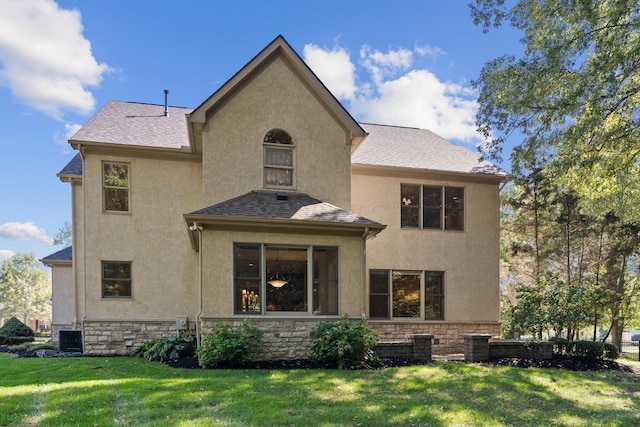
[[78, 145, 87, 346], [190, 223, 203, 347], [361, 227, 370, 318]]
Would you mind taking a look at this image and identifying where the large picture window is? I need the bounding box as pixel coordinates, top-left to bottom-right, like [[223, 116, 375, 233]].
[[102, 261, 132, 298], [369, 270, 444, 320], [103, 162, 129, 212], [234, 244, 338, 315], [401, 184, 464, 231], [264, 129, 295, 188]]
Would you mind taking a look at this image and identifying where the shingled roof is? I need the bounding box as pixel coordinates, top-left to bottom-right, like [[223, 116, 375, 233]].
[[40, 246, 72, 266], [187, 191, 383, 228], [58, 153, 82, 178], [69, 100, 193, 149], [354, 123, 506, 177]]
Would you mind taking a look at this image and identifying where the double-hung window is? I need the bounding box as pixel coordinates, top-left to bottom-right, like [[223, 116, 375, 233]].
[[234, 244, 338, 315], [401, 184, 464, 230], [102, 261, 132, 298], [263, 129, 295, 188], [369, 270, 444, 320], [103, 162, 129, 212]]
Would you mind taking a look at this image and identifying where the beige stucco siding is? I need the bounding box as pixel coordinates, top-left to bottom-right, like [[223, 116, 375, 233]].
[[51, 264, 73, 328], [80, 153, 202, 320], [200, 230, 364, 317], [352, 173, 501, 322], [201, 56, 352, 209]]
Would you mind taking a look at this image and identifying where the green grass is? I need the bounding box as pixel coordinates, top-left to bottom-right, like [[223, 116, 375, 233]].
[[1, 353, 639, 426]]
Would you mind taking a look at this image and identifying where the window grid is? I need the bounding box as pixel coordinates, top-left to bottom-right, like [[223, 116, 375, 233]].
[[400, 184, 464, 231], [369, 270, 444, 321]]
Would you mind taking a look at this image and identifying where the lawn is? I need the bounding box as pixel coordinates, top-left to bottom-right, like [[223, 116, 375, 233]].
[[1, 353, 639, 427]]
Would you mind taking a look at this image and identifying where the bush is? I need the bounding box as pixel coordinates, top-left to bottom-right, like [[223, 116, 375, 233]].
[[308, 315, 378, 369], [573, 340, 604, 361], [0, 317, 35, 345], [132, 333, 196, 362], [196, 319, 264, 368], [603, 343, 619, 360]]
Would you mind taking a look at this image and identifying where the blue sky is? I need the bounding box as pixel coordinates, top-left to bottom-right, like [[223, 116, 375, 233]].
[[0, 0, 524, 265]]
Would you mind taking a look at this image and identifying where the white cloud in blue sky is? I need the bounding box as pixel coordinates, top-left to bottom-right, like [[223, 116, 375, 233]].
[[0, 222, 54, 245], [303, 43, 480, 145], [0, 0, 111, 120]]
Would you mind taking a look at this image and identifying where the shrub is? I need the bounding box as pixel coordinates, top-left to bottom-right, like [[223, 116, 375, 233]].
[[573, 340, 604, 361], [0, 317, 35, 345], [308, 315, 378, 369], [196, 319, 264, 368], [132, 333, 196, 362], [603, 343, 619, 360]]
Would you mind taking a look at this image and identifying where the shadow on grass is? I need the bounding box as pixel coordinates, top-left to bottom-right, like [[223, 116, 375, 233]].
[[1, 354, 639, 426]]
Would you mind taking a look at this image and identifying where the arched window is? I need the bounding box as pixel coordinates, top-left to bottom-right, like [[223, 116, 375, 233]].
[[263, 129, 295, 188]]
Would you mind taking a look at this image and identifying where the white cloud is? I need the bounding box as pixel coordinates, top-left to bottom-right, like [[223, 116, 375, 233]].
[[304, 42, 481, 145], [0, 250, 16, 263], [54, 122, 82, 148], [303, 43, 357, 101], [414, 43, 445, 60], [0, 0, 110, 119], [0, 222, 54, 245]]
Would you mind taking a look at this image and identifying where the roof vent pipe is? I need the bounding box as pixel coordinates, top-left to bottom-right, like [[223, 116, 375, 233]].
[[163, 89, 169, 117]]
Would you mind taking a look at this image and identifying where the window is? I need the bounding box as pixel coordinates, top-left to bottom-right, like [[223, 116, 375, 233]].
[[369, 270, 444, 320], [234, 244, 338, 315], [103, 162, 129, 212], [102, 261, 132, 298], [264, 129, 294, 188], [401, 184, 464, 230]]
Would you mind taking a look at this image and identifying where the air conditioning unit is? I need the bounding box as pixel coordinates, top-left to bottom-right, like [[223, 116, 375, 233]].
[[176, 316, 188, 330], [59, 330, 83, 352]]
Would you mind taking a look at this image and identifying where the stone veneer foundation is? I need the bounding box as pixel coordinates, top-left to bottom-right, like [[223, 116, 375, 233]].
[[370, 321, 502, 355], [81, 318, 502, 358]]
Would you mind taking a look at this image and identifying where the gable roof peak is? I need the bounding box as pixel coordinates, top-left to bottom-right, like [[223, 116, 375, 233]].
[[188, 35, 365, 142]]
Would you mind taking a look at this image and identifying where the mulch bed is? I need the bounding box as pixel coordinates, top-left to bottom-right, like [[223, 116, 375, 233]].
[[165, 355, 636, 373], [164, 357, 424, 370], [2, 345, 635, 373]]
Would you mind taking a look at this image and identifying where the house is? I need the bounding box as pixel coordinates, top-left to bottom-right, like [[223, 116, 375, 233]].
[[43, 35, 506, 358]]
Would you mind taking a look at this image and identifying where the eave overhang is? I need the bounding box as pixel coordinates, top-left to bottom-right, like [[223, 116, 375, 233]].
[[351, 163, 509, 185]]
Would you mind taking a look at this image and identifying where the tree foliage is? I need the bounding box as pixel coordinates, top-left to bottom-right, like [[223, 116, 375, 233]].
[[0, 253, 51, 324], [53, 221, 72, 246], [470, 0, 640, 223]]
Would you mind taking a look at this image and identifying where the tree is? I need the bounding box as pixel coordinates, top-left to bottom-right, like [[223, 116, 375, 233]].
[[470, 0, 640, 223], [53, 221, 72, 246], [0, 253, 51, 324]]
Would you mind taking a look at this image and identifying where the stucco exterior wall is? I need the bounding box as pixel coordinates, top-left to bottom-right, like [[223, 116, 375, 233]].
[[50, 263, 73, 339], [79, 153, 202, 321], [200, 230, 365, 317], [201, 56, 352, 209], [351, 172, 501, 323]]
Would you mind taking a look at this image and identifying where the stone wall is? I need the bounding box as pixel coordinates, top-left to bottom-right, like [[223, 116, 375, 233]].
[[81, 318, 487, 359], [201, 317, 322, 360], [83, 320, 187, 355], [464, 334, 553, 362], [374, 334, 433, 361], [372, 321, 501, 355]]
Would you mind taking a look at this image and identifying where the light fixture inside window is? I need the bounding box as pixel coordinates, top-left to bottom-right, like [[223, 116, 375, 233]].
[[267, 273, 288, 288], [267, 247, 288, 288]]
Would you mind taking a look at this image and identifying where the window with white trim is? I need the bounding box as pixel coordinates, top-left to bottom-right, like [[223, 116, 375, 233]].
[[263, 129, 295, 188]]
